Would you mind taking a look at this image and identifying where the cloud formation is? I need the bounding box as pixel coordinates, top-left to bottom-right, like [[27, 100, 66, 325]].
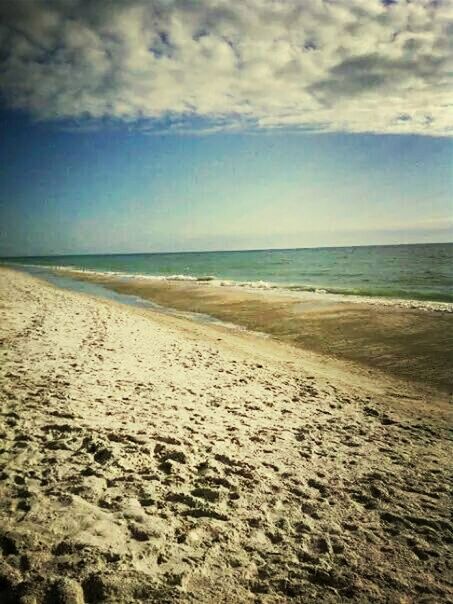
[[0, 0, 452, 135]]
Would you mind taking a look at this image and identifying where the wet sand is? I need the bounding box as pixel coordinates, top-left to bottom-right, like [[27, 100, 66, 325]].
[[0, 266, 452, 603], [59, 270, 453, 395]]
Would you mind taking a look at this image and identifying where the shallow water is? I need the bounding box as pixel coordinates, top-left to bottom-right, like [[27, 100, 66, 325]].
[[11, 263, 244, 331], [3, 242, 453, 303]]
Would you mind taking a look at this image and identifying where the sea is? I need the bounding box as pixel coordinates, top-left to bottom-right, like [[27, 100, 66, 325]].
[[2, 242, 453, 306]]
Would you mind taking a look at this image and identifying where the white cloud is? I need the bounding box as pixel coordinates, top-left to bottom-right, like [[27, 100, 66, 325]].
[[0, 0, 452, 135]]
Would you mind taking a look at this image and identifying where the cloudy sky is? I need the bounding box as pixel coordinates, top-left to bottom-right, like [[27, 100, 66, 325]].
[[0, 0, 452, 255]]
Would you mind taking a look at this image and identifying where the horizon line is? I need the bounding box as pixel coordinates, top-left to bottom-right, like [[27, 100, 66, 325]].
[[1, 240, 452, 260]]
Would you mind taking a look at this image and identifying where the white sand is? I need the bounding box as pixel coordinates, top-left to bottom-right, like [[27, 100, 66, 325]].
[[0, 267, 451, 603]]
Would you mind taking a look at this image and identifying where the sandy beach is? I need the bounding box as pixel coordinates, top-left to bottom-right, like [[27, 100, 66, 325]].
[[1, 266, 452, 603], [50, 268, 453, 394]]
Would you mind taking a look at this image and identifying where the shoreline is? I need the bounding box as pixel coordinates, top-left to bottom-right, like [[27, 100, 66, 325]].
[[3, 262, 453, 310], [1, 267, 452, 602], [16, 264, 453, 395], [4, 265, 452, 411], [5, 266, 451, 413]]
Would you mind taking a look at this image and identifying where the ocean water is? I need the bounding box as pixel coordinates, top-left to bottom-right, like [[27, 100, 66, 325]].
[[2, 242, 453, 304]]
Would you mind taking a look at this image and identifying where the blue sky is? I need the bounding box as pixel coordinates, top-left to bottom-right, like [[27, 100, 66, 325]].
[[0, 1, 452, 256], [1, 112, 451, 256]]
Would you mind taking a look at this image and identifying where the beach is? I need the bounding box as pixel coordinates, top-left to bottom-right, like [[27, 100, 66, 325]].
[[0, 266, 452, 603], [43, 266, 453, 394]]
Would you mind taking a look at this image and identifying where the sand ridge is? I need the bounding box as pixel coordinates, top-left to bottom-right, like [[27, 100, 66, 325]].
[[0, 268, 452, 603]]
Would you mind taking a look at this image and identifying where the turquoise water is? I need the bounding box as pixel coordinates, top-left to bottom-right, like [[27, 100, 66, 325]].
[[2, 243, 453, 303]]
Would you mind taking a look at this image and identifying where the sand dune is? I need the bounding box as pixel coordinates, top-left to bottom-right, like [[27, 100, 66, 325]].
[[0, 267, 452, 603]]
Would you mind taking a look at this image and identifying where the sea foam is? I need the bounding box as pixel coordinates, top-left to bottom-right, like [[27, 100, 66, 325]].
[[3, 261, 452, 314]]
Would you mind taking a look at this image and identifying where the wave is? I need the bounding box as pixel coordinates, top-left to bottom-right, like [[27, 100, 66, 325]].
[[3, 261, 453, 313]]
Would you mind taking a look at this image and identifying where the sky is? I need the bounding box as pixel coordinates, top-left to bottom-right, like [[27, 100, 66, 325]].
[[0, 0, 452, 256]]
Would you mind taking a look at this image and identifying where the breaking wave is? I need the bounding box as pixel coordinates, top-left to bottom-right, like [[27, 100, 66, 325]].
[[2, 261, 452, 313]]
